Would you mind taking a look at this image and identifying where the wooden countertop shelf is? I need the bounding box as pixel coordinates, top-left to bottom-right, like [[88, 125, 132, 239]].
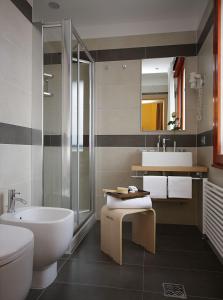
[[131, 165, 208, 173]]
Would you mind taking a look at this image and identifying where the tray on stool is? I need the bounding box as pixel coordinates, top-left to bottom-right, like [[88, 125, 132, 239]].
[[101, 205, 156, 265]]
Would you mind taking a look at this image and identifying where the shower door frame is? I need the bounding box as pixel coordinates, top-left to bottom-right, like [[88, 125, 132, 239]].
[[42, 20, 95, 231]]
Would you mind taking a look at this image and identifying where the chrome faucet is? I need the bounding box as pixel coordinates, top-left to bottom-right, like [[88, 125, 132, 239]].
[[162, 138, 170, 152], [157, 135, 161, 152], [8, 189, 27, 213]]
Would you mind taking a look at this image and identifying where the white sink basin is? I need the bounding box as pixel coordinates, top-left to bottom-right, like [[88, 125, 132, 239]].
[[142, 151, 193, 167]]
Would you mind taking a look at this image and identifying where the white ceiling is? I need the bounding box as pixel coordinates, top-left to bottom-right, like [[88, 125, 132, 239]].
[[34, 0, 209, 39], [142, 58, 174, 74]]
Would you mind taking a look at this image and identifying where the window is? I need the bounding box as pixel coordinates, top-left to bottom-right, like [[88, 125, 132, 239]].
[[213, 0, 223, 167]]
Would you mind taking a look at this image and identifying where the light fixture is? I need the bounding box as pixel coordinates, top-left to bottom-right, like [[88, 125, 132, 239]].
[[48, 1, 60, 9]]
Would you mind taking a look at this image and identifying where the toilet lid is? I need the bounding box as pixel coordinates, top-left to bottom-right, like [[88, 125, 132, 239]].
[[0, 224, 34, 266]]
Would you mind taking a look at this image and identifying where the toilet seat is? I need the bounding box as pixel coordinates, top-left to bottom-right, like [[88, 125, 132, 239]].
[[0, 224, 34, 266]]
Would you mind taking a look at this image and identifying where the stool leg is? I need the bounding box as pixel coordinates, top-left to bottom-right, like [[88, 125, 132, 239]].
[[132, 210, 156, 254], [101, 206, 123, 265]]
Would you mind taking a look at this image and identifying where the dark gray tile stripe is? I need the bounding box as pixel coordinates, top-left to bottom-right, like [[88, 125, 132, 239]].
[[32, 128, 42, 145], [10, 0, 32, 23], [0, 122, 32, 145], [197, 129, 213, 147], [44, 135, 89, 147], [96, 131, 213, 147], [44, 51, 96, 65], [197, 9, 214, 53], [0, 123, 41, 145], [95, 135, 145, 147], [96, 47, 146, 61], [44, 53, 62, 65], [145, 44, 197, 58], [45, 44, 197, 65], [0, 123, 212, 147], [44, 135, 62, 147], [96, 134, 197, 147]]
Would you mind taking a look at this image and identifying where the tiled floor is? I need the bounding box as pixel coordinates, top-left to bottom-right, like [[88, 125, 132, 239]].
[[26, 222, 223, 300]]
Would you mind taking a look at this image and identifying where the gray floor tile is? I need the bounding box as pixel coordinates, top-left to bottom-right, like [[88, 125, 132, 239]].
[[144, 249, 223, 271], [143, 266, 223, 299], [56, 259, 143, 291], [143, 291, 222, 300], [123, 239, 144, 265], [156, 235, 212, 252], [39, 282, 142, 300], [29, 223, 223, 300], [156, 224, 202, 237], [25, 289, 42, 300], [72, 239, 114, 263]]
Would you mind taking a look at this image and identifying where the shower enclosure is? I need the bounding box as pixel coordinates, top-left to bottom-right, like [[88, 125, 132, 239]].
[[42, 20, 95, 233]]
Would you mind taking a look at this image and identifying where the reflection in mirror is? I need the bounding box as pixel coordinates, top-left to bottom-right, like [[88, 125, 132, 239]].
[[141, 57, 186, 131]]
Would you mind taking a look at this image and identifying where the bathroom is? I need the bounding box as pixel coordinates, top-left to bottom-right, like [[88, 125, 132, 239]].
[[0, 0, 223, 299]]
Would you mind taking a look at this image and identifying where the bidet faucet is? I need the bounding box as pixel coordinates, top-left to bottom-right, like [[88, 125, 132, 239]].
[[8, 189, 27, 213]]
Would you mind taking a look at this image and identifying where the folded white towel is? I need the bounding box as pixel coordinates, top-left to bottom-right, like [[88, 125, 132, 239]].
[[107, 195, 152, 209], [143, 176, 167, 199], [168, 176, 192, 198]]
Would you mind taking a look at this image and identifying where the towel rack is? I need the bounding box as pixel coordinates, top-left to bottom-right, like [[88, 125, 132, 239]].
[[130, 175, 203, 180]]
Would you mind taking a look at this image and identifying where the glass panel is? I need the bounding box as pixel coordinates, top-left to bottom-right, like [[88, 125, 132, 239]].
[[43, 26, 63, 208], [42, 22, 94, 229], [61, 21, 72, 210], [71, 38, 79, 228], [78, 46, 91, 224]]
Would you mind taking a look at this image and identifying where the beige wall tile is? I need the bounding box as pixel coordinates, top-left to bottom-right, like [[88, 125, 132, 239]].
[[96, 83, 140, 110], [0, 0, 34, 211], [95, 60, 141, 85], [84, 31, 197, 51], [198, 147, 223, 188], [96, 147, 142, 173], [197, 29, 213, 133], [197, 0, 213, 41], [96, 108, 141, 135]]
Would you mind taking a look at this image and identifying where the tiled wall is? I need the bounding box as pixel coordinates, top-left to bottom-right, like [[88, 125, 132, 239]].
[[94, 58, 200, 223], [0, 0, 33, 212], [197, 26, 223, 188]]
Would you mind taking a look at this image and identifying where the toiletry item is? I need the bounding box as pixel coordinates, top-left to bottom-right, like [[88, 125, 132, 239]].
[[107, 195, 152, 209], [128, 186, 138, 193], [116, 187, 129, 194], [143, 176, 167, 199], [168, 176, 192, 198]]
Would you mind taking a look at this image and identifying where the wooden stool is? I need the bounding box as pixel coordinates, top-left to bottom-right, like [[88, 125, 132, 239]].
[[101, 205, 156, 265]]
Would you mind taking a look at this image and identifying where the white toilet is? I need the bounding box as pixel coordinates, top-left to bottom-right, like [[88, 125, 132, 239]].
[[0, 224, 34, 300]]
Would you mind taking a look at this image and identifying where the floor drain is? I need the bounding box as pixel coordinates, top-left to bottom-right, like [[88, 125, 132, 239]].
[[163, 283, 187, 299]]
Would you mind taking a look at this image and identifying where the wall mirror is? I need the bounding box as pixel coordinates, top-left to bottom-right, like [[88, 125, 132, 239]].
[[141, 57, 186, 131]]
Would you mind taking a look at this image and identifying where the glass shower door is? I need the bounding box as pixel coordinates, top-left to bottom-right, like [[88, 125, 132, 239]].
[[78, 49, 92, 224], [43, 25, 63, 208], [42, 21, 94, 233]]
